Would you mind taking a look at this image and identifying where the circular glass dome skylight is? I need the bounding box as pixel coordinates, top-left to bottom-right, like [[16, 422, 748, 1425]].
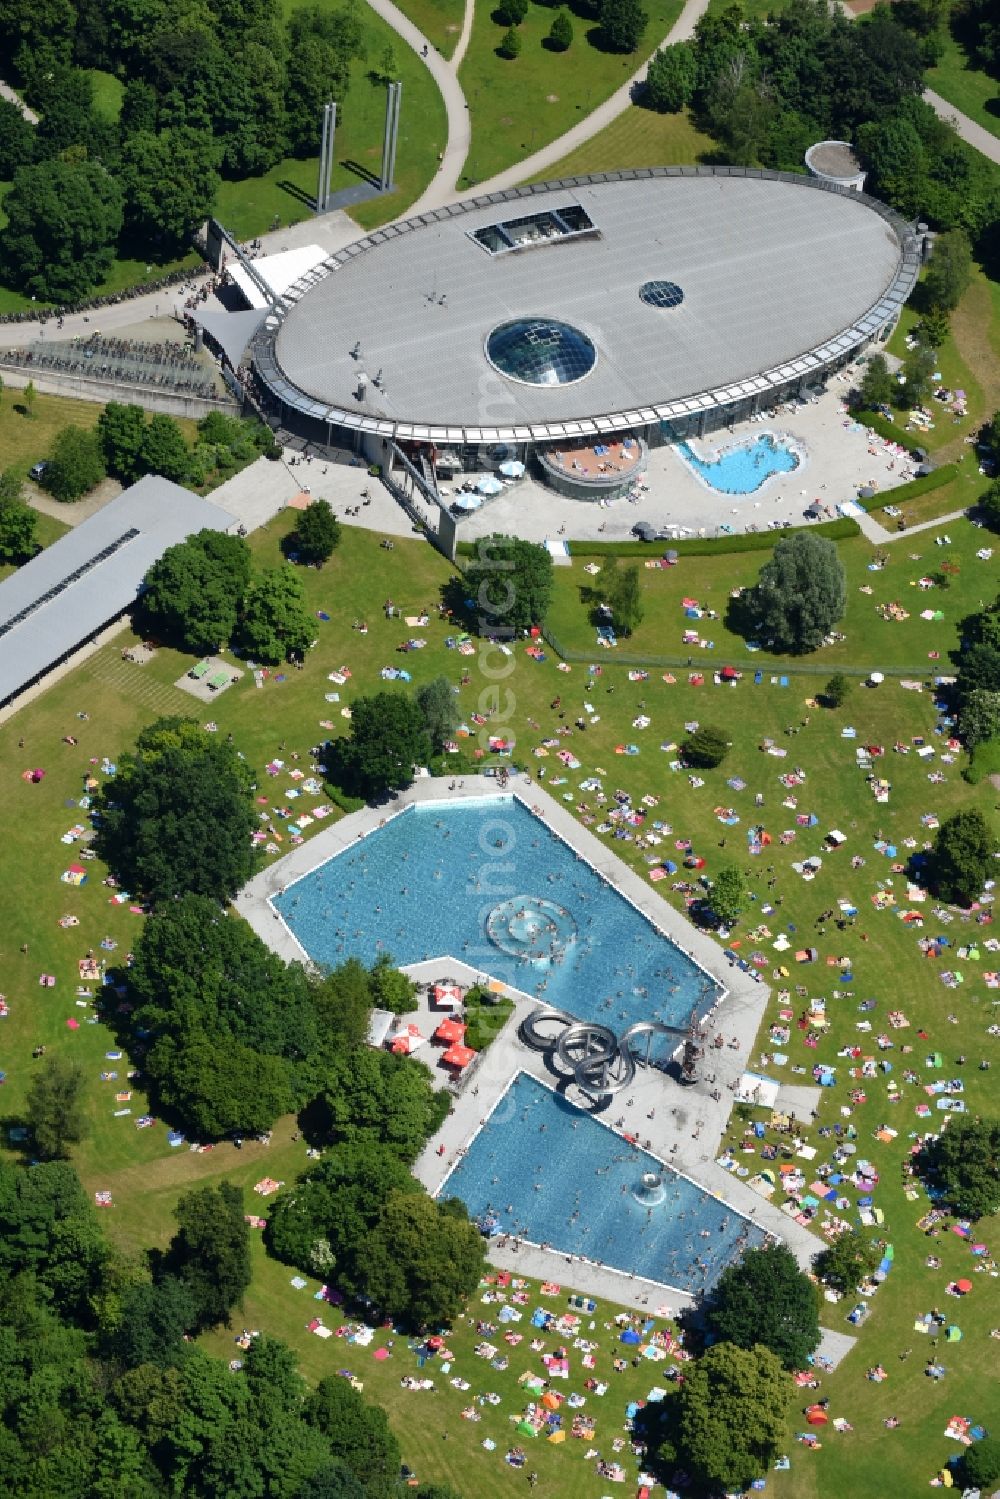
[[485, 318, 596, 387], [640, 280, 684, 309]]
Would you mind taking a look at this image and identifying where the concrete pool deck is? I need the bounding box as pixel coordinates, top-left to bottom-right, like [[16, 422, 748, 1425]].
[[237, 772, 824, 1310]]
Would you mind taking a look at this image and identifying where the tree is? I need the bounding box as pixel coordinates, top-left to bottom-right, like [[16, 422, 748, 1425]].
[[93, 717, 259, 905], [705, 1243, 820, 1370], [824, 673, 851, 708], [928, 808, 996, 905], [747, 532, 847, 653], [239, 566, 313, 663], [601, 0, 648, 52], [42, 425, 107, 502], [922, 227, 972, 314], [980, 477, 1000, 533], [499, 0, 528, 22], [140, 413, 190, 483], [0, 157, 123, 302], [98, 403, 150, 483], [415, 675, 457, 753], [498, 24, 521, 57], [547, 9, 573, 49], [813, 1230, 881, 1295], [645, 41, 696, 110], [363, 1192, 487, 1328], [918, 1116, 1000, 1220], [167, 1181, 251, 1330], [960, 689, 1000, 749], [306, 1376, 401, 1495], [855, 113, 925, 216], [267, 1142, 421, 1286], [899, 342, 936, 408], [318, 1048, 449, 1162], [25, 1054, 89, 1160], [119, 127, 221, 252], [915, 306, 950, 353], [855, 353, 895, 411], [148, 1027, 294, 1137], [682, 724, 730, 769], [0, 96, 35, 179], [960, 1436, 1000, 1492], [669, 1343, 789, 1494], [369, 952, 419, 1014], [332, 691, 432, 799], [309, 958, 375, 1053], [109, 1275, 200, 1367], [708, 865, 747, 927], [0, 469, 37, 562], [464, 534, 553, 636], [294, 1464, 365, 1499], [600, 560, 643, 635], [141, 529, 253, 654], [294, 498, 342, 565], [23, 380, 36, 418]]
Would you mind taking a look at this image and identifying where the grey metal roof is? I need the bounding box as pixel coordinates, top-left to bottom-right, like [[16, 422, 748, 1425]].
[[256, 168, 919, 444], [0, 475, 234, 705]]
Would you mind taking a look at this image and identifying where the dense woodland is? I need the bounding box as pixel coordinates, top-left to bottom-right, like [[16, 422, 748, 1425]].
[[0, 0, 379, 298]]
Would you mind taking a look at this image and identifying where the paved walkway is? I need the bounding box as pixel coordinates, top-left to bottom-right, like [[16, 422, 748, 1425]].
[[0, 78, 38, 123], [923, 88, 1000, 166], [451, 0, 714, 199], [366, 0, 473, 215], [854, 504, 971, 546]]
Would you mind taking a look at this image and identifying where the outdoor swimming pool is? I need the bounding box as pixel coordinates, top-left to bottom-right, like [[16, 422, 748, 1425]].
[[676, 433, 801, 494], [442, 1073, 767, 1293], [273, 797, 719, 1030]]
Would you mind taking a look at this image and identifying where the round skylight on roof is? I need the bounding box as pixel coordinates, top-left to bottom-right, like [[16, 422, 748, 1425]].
[[639, 280, 684, 309], [485, 318, 596, 387]]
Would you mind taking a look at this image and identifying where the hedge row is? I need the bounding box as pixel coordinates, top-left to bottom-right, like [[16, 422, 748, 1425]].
[[456, 516, 859, 560], [853, 409, 930, 455], [854, 463, 959, 513]]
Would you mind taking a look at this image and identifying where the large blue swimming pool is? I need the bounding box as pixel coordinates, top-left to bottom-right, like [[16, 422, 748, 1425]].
[[274, 798, 718, 1029], [443, 1073, 767, 1293], [676, 433, 800, 494]]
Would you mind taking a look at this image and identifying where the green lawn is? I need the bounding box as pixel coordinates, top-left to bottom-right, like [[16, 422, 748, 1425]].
[[928, 32, 1000, 141], [0, 389, 102, 470], [546, 521, 989, 673], [84, 68, 124, 122], [457, 0, 685, 187], [0, 514, 996, 1499], [391, 0, 466, 58], [885, 264, 999, 470], [529, 102, 716, 179]]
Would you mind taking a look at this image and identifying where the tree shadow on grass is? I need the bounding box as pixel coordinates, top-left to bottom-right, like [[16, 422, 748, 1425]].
[[723, 590, 758, 641]]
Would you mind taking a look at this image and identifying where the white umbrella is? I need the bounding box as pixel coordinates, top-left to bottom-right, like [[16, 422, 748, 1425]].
[[453, 493, 482, 510], [476, 475, 504, 496], [499, 460, 524, 478]]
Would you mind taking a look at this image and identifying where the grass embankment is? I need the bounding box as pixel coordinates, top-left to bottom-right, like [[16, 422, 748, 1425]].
[[0, 516, 995, 1499], [457, 0, 684, 187], [391, 0, 466, 57], [927, 32, 1000, 140], [529, 104, 716, 179]]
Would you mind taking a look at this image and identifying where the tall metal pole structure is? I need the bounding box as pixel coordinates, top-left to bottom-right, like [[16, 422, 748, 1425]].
[[317, 103, 330, 213], [385, 82, 402, 192], [379, 86, 394, 192], [316, 102, 337, 213], [324, 102, 336, 208]]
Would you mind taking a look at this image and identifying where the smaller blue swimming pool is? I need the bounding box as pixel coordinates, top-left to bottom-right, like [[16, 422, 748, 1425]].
[[676, 433, 800, 494], [442, 1073, 767, 1294]]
